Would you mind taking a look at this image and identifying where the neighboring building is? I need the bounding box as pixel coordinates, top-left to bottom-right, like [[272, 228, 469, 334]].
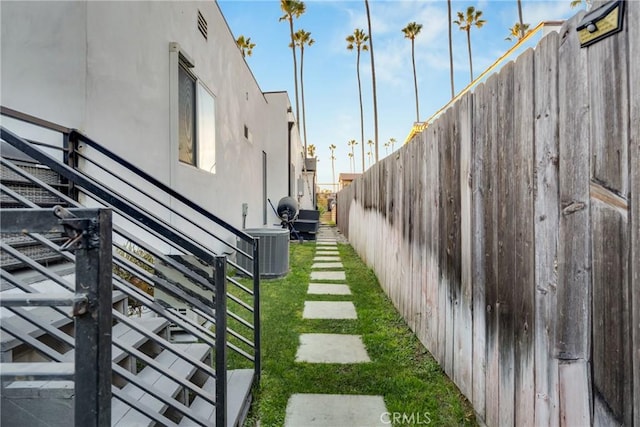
[[0, 1, 313, 249], [338, 172, 361, 190]]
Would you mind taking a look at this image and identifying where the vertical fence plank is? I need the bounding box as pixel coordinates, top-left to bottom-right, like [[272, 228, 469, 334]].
[[629, 1, 640, 425], [557, 13, 592, 423], [456, 92, 473, 399], [471, 81, 488, 420], [533, 30, 560, 427], [439, 107, 455, 377], [426, 124, 441, 361], [513, 48, 536, 427], [497, 61, 516, 427], [483, 73, 500, 427]]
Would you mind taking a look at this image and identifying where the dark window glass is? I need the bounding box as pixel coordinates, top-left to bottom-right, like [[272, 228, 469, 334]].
[[179, 65, 196, 165]]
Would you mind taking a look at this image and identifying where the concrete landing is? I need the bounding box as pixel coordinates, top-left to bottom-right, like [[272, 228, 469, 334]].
[[295, 333, 371, 363], [285, 394, 388, 427], [308, 283, 351, 295], [303, 301, 357, 319]]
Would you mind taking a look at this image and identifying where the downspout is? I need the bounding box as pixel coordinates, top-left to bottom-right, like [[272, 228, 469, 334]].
[[288, 120, 294, 197]]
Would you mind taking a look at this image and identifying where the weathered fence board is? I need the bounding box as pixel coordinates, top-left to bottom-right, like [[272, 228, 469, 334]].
[[336, 3, 638, 425], [513, 48, 535, 427], [483, 73, 500, 427], [496, 60, 516, 427], [471, 80, 487, 420], [557, 11, 591, 362], [456, 92, 473, 400], [533, 30, 560, 427], [629, 1, 640, 425]]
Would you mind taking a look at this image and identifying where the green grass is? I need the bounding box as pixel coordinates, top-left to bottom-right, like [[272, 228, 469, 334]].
[[242, 239, 476, 426]]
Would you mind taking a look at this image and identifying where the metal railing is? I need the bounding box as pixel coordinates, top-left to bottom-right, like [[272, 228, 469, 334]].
[[0, 207, 113, 427], [1, 107, 260, 425]]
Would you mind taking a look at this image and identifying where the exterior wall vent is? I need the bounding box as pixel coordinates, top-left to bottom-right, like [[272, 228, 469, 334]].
[[197, 10, 207, 40]]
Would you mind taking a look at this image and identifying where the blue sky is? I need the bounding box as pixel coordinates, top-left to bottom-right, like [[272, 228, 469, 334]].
[[218, 0, 581, 187]]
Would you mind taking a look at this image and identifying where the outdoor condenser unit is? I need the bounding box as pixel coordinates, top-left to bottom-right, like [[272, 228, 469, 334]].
[[237, 228, 289, 278]]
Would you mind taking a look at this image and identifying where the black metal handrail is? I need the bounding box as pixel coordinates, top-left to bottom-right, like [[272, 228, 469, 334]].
[[1, 108, 261, 424], [2, 106, 261, 379], [0, 207, 113, 427]]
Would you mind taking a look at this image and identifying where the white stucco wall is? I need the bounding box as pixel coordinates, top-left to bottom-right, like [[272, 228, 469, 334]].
[[1, 1, 300, 248]]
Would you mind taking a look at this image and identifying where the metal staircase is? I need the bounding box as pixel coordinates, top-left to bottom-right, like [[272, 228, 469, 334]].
[[0, 108, 260, 426]]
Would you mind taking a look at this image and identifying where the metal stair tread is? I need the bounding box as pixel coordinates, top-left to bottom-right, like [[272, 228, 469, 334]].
[[111, 343, 211, 426], [60, 317, 170, 363], [0, 362, 74, 379], [178, 369, 254, 427], [0, 290, 128, 352]]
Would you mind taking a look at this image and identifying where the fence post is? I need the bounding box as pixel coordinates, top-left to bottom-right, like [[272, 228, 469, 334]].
[[215, 255, 228, 427], [72, 208, 113, 427]]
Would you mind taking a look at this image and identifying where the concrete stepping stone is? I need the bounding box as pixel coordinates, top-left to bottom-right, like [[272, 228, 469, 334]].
[[311, 262, 343, 269], [285, 394, 387, 427], [308, 283, 351, 295], [310, 271, 345, 281], [313, 256, 341, 262], [317, 241, 337, 246], [315, 250, 339, 256], [295, 333, 370, 363], [303, 301, 356, 319]]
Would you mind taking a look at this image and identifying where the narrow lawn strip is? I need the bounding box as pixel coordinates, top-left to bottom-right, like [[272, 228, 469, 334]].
[[244, 240, 476, 426]]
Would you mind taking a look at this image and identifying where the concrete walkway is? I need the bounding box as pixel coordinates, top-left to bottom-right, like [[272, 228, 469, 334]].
[[284, 225, 388, 427]]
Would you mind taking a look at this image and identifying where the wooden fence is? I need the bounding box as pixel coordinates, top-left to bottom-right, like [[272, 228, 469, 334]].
[[337, 5, 639, 425]]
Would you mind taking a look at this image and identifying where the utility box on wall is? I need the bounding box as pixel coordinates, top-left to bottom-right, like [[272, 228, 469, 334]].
[[237, 228, 289, 278]]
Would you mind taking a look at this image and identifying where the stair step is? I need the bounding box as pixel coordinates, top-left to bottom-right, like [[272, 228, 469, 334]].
[[60, 317, 170, 363], [0, 290, 128, 355], [111, 343, 211, 427], [178, 369, 254, 427], [0, 362, 74, 381]]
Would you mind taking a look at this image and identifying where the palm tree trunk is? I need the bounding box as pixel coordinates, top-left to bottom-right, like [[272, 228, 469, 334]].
[[356, 49, 365, 173], [300, 45, 308, 155], [411, 39, 419, 122], [517, 0, 525, 39], [365, 0, 379, 163], [289, 19, 301, 153], [447, 0, 455, 98], [467, 29, 473, 82]]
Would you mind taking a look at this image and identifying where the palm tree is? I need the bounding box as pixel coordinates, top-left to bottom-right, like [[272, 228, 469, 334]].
[[384, 140, 390, 155], [347, 139, 358, 173], [367, 139, 374, 166], [292, 29, 314, 157], [454, 6, 486, 82], [364, 0, 379, 163], [447, 0, 455, 99], [346, 29, 369, 173], [348, 152, 355, 173], [389, 137, 397, 152], [236, 35, 256, 57], [402, 22, 423, 123], [279, 0, 306, 136], [506, 22, 531, 42], [329, 144, 337, 191], [307, 144, 316, 158], [570, 0, 591, 9]]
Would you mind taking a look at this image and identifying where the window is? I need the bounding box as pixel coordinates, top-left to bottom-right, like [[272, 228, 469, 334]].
[[177, 61, 216, 173]]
